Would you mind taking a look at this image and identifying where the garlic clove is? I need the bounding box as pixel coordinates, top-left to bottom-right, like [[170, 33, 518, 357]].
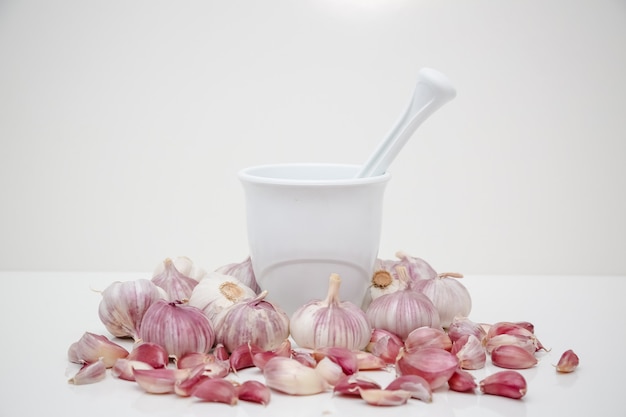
[[187, 272, 257, 323], [395, 347, 459, 390], [214, 343, 229, 361], [128, 342, 169, 369], [447, 369, 477, 393], [263, 357, 330, 395], [68, 359, 106, 385], [229, 343, 263, 372], [133, 368, 191, 394], [384, 375, 432, 402], [479, 370, 527, 399], [251, 339, 292, 370], [491, 345, 538, 369], [447, 316, 487, 344], [555, 349, 579, 373], [111, 359, 154, 381], [176, 352, 215, 369], [174, 365, 209, 397], [451, 334, 487, 370], [358, 388, 412, 406], [68, 332, 129, 368], [366, 328, 404, 365], [313, 346, 359, 376], [236, 380, 271, 405], [404, 326, 452, 353], [393, 251, 438, 282], [192, 378, 238, 405], [333, 374, 381, 396], [291, 350, 317, 368], [315, 357, 346, 386], [486, 321, 544, 352], [485, 334, 536, 355], [355, 351, 387, 370]]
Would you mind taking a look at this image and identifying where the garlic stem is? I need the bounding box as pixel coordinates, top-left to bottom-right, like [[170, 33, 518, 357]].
[[325, 273, 342, 304]]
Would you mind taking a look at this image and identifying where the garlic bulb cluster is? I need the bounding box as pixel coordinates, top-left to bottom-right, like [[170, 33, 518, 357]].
[[365, 267, 440, 340], [138, 299, 215, 360], [412, 272, 472, 328], [290, 273, 372, 351], [215, 256, 261, 294], [187, 272, 257, 322], [214, 291, 289, 353], [152, 257, 202, 301], [98, 279, 166, 340]]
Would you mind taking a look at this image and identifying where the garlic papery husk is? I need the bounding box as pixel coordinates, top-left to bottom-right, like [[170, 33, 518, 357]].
[[154, 256, 207, 281], [187, 272, 257, 323], [411, 272, 471, 328], [395, 347, 459, 390], [151, 257, 201, 301], [138, 299, 215, 360], [97, 279, 167, 340], [214, 291, 290, 353], [290, 273, 372, 351], [215, 256, 261, 294], [263, 356, 330, 395], [365, 268, 441, 341]]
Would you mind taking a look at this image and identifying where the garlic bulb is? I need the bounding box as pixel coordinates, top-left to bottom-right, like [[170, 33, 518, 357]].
[[411, 272, 471, 328], [290, 273, 372, 351], [215, 256, 261, 294], [98, 279, 166, 340], [151, 257, 202, 301], [138, 299, 215, 360], [187, 272, 257, 322], [365, 267, 440, 340], [214, 291, 290, 353]]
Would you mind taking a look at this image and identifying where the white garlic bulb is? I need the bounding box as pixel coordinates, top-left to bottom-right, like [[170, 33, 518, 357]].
[[151, 257, 201, 301], [412, 272, 471, 328], [215, 256, 261, 294], [290, 273, 372, 351], [214, 291, 290, 353], [187, 272, 257, 322], [98, 279, 167, 340]]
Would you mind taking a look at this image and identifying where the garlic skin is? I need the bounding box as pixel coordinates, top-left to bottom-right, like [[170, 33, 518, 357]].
[[138, 300, 215, 360], [290, 273, 372, 351], [215, 256, 261, 294], [214, 291, 290, 353], [411, 273, 471, 328], [187, 272, 256, 322], [98, 279, 166, 340], [151, 257, 201, 301]]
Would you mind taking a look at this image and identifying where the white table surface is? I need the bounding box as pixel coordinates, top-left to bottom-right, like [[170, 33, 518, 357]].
[[2, 272, 623, 416]]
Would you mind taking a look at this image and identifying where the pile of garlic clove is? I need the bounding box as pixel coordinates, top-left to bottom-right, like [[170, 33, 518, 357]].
[[67, 253, 580, 407]]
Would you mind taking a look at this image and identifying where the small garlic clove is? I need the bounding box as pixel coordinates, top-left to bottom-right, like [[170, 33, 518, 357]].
[[358, 388, 412, 406], [68, 332, 129, 368], [384, 375, 432, 402], [555, 349, 579, 373], [333, 374, 381, 396], [128, 342, 169, 369], [176, 352, 215, 369], [133, 368, 191, 394], [214, 343, 229, 361], [315, 357, 346, 387], [366, 328, 404, 365], [355, 350, 387, 370], [68, 359, 106, 385], [395, 347, 459, 390], [447, 316, 487, 344], [175, 365, 208, 397], [313, 346, 359, 376], [111, 359, 154, 381], [229, 343, 262, 372], [479, 370, 527, 399], [486, 321, 544, 352], [263, 357, 329, 395], [404, 326, 452, 353], [451, 334, 487, 370], [237, 380, 271, 405], [491, 345, 538, 369], [447, 369, 477, 393], [192, 378, 238, 405]]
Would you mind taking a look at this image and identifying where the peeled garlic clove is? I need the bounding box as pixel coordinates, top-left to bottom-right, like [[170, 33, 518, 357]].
[[215, 256, 262, 294], [192, 378, 238, 405], [448, 369, 477, 393], [68, 332, 129, 368], [313, 346, 359, 376], [555, 349, 579, 373], [187, 272, 257, 323], [404, 326, 452, 353], [479, 370, 527, 399], [333, 374, 381, 396], [133, 368, 191, 394], [451, 334, 487, 370], [411, 272, 472, 328], [151, 257, 200, 301], [491, 345, 538, 369], [98, 279, 166, 340], [366, 328, 404, 364], [237, 380, 271, 405], [111, 358, 154, 381], [385, 375, 432, 402], [447, 316, 487, 344], [358, 388, 411, 406], [395, 347, 459, 390], [263, 357, 329, 395], [128, 342, 169, 369], [68, 359, 106, 385], [355, 351, 387, 370]]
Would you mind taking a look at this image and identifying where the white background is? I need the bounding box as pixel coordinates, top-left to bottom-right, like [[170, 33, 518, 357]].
[[1, 0, 625, 275]]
